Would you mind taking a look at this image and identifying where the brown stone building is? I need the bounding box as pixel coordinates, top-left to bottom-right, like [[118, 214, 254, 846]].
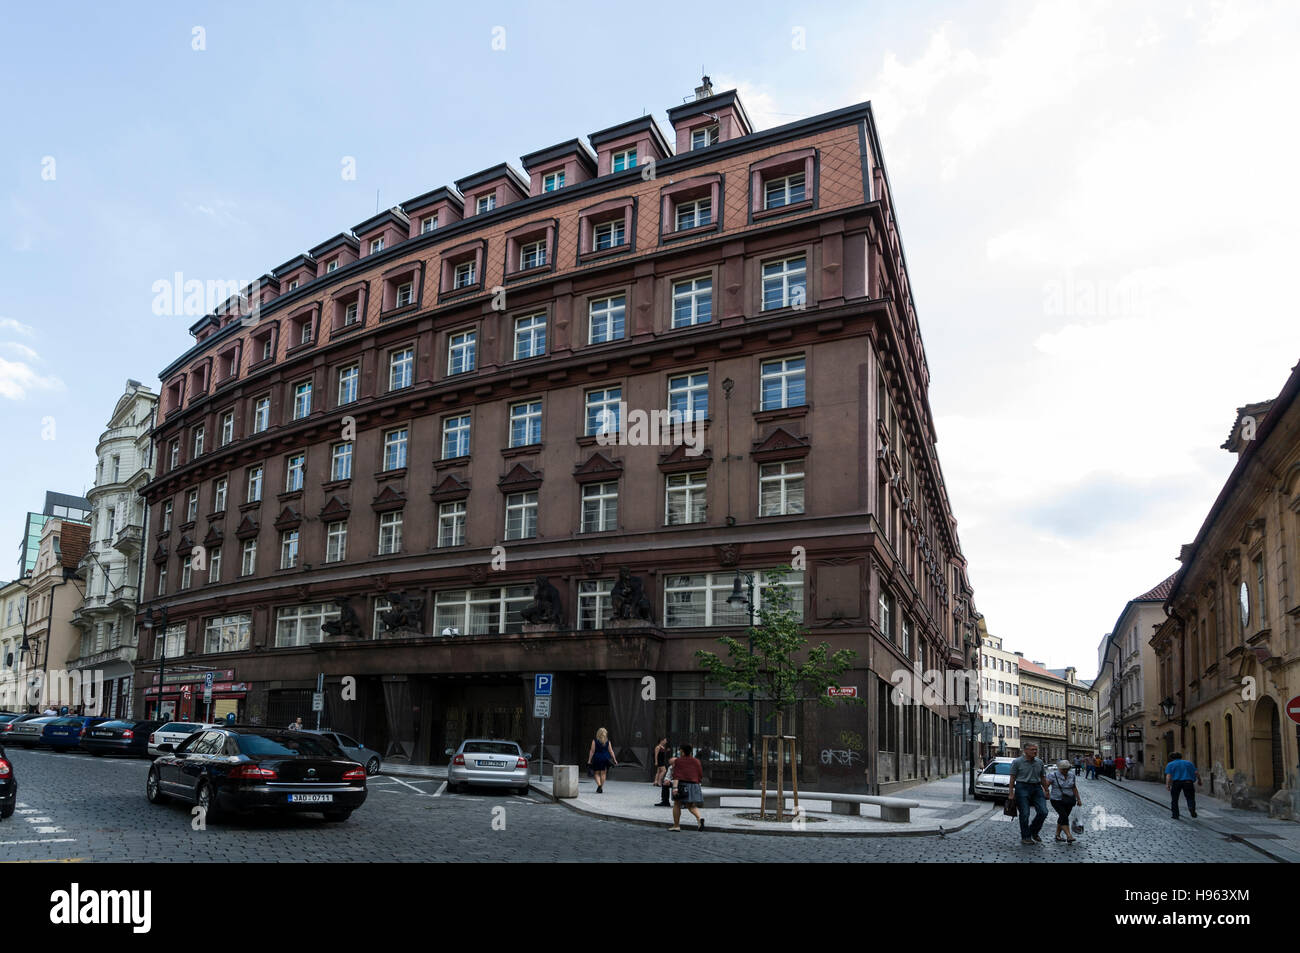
[[132, 82, 979, 793]]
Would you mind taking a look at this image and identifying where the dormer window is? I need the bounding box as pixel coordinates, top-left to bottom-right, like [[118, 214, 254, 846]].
[[370, 237, 384, 254], [612, 149, 637, 172], [764, 172, 806, 209], [542, 171, 565, 192], [593, 219, 625, 251], [344, 301, 359, 325], [217, 345, 239, 381], [252, 327, 274, 363], [395, 282, 414, 308], [325, 259, 339, 273], [520, 239, 546, 271], [287, 279, 299, 291], [382, 262, 424, 313], [750, 148, 816, 219], [476, 194, 496, 215], [675, 197, 711, 231], [691, 125, 719, 150], [454, 262, 476, 289], [294, 314, 313, 346], [421, 215, 437, 234]]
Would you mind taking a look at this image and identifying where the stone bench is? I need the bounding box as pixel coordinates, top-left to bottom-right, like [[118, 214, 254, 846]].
[[699, 788, 920, 822]]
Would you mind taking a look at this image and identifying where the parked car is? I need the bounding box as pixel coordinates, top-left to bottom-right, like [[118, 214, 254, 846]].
[[974, 756, 1016, 800], [306, 729, 382, 776], [446, 739, 530, 795], [84, 719, 165, 758], [148, 721, 220, 758], [0, 744, 15, 819], [43, 715, 112, 751], [146, 725, 367, 822], [5, 715, 59, 748], [0, 713, 43, 739]]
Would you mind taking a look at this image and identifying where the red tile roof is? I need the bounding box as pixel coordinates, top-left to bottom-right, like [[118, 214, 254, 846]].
[[1134, 572, 1177, 603], [1016, 658, 1066, 682], [58, 522, 90, 570]]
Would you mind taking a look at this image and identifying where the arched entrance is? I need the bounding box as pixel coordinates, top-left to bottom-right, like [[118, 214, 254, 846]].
[[1250, 696, 1284, 796]]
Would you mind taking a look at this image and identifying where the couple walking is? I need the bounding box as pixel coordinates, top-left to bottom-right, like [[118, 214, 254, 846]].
[[1006, 743, 1082, 845]]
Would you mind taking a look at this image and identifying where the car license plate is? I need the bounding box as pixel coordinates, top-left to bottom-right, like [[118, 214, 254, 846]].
[[93, 731, 113, 737], [287, 794, 333, 803], [477, 760, 508, 767]]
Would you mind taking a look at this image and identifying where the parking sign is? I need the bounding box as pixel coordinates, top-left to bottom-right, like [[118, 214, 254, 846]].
[[534, 673, 553, 696]]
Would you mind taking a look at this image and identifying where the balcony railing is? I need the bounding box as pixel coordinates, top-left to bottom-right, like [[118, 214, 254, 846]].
[[113, 524, 143, 556]]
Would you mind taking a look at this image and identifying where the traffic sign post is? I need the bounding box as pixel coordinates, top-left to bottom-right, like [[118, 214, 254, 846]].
[[535, 674, 553, 780], [314, 672, 324, 729], [203, 672, 214, 722]]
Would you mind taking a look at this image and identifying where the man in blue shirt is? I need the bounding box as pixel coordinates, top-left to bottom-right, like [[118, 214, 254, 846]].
[[1163, 752, 1201, 819]]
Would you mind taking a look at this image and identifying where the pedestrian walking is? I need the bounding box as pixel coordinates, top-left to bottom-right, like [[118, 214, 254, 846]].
[[1091, 753, 1101, 779], [1114, 754, 1126, 781], [1006, 742, 1050, 846], [286, 716, 303, 730], [1164, 752, 1201, 819], [587, 727, 618, 793], [653, 737, 672, 806], [1046, 759, 1082, 844], [667, 743, 705, 832]]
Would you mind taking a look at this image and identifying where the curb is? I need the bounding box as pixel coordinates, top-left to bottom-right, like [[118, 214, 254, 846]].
[[540, 788, 995, 837], [1098, 776, 1289, 864]]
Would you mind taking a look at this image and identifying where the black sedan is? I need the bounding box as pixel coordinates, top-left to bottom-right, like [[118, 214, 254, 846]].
[[0, 744, 14, 819], [84, 719, 165, 758], [146, 725, 367, 822]]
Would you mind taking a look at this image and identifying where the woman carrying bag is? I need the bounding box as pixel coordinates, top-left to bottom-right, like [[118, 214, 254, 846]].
[[1045, 759, 1081, 844]]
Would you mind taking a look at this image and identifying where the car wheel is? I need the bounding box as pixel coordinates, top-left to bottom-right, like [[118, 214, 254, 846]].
[[1, 801, 13, 820], [146, 768, 169, 804], [195, 780, 220, 820], [366, 757, 381, 776], [322, 810, 353, 822], [518, 786, 530, 796]]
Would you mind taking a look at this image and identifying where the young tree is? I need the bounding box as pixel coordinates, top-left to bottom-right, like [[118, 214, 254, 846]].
[[695, 567, 860, 818]]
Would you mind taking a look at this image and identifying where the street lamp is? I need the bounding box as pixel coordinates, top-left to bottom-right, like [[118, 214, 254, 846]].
[[726, 570, 757, 790], [1159, 696, 1187, 727], [964, 692, 979, 796], [141, 605, 168, 720]]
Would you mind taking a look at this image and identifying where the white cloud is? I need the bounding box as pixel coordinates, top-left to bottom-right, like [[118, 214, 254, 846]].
[[0, 356, 63, 400], [0, 318, 35, 336]]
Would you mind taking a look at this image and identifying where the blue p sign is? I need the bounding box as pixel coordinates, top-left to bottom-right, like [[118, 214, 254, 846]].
[[534, 673, 553, 696]]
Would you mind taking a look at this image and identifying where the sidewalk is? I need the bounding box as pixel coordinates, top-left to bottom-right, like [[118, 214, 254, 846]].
[[1100, 775, 1300, 862], [530, 771, 993, 836]]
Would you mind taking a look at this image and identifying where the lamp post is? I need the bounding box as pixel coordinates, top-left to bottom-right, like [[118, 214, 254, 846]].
[[726, 570, 757, 790], [965, 693, 979, 796], [141, 605, 168, 720]]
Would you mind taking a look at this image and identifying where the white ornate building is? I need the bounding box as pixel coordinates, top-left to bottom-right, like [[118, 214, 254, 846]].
[[70, 380, 157, 717]]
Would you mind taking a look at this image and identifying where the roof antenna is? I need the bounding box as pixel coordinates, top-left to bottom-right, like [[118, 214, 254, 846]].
[[375, 188, 380, 214]]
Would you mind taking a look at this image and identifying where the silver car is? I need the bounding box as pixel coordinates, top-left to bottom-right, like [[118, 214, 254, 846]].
[[307, 729, 382, 776], [446, 739, 530, 794], [6, 716, 58, 748], [974, 756, 1016, 799]]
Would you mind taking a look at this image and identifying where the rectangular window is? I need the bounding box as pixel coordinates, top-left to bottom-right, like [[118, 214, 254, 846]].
[[192, 426, 205, 457], [208, 547, 222, 584], [389, 348, 414, 390], [667, 372, 708, 422], [337, 364, 359, 405], [181, 555, 192, 590], [186, 490, 199, 523], [275, 604, 339, 648], [476, 194, 496, 215], [588, 295, 626, 344], [761, 256, 808, 311], [161, 500, 173, 532], [280, 530, 299, 569], [111, 454, 121, 481], [434, 586, 531, 636], [542, 171, 565, 192], [760, 356, 806, 410], [448, 330, 477, 375], [378, 512, 403, 554], [203, 613, 250, 653], [764, 172, 807, 209], [220, 411, 234, 446], [593, 219, 626, 251], [253, 397, 271, 433], [665, 471, 707, 525], [453, 261, 476, 289], [438, 501, 466, 548], [292, 381, 312, 420], [675, 197, 712, 231], [330, 442, 353, 481], [514, 313, 547, 360], [879, 589, 893, 641], [580, 481, 618, 533], [325, 259, 338, 273], [285, 454, 305, 492], [370, 237, 384, 254], [671, 277, 712, 327], [505, 491, 538, 540], [509, 400, 542, 447], [240, 539, 257, 576], [213, 477, 227, 513], [383, 428, 408, 471], [169, 440, 180, 470], [343, 301, 360, 326], [759, 461, 805, 516], [663, 570, 804, 627], [395, 282, 414, 308], [519, 239, 547, 270], [325, 521, 347, 563], [421, 215, 437, 234], [287, 280, 299, 291], [157, 565, 168, 596], [901, 617, 911, 659], [612, 149, 637, 172], [442, 415, 471, 459], [247, 465, 263, 503], [585, 387, 622, 436], [691, 125, 719, 150], [578, 579, 613, 630], [1255, 555, 1267, 625]]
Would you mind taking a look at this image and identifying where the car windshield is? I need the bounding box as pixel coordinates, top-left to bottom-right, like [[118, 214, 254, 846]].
[[982, 762, 1012, 775], [159, 723, 201, 733], [236, 732, 340, 758], [97, 721, 131, 730], [463, 742, 520, 755], [50, 717, 80, 726]]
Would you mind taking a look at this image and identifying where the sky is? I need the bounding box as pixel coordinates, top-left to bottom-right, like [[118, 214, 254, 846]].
[[1, 1, 1297, 677]]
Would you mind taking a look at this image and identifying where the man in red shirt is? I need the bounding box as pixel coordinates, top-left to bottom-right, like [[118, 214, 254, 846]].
[[1115, 754, 1126, 781], [669, 744, 706, 832]]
